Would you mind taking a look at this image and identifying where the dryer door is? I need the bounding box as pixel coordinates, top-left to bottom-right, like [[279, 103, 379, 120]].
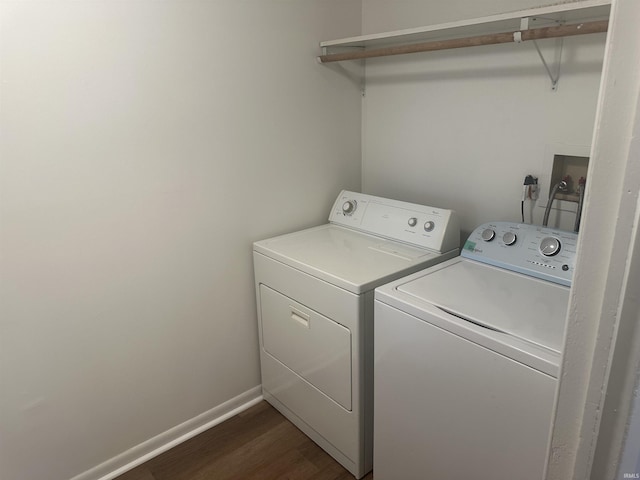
[[260, 285, 352, 410]]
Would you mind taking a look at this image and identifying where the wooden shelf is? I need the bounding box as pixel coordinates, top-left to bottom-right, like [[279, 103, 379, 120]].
[[318, 0, 611, 63]]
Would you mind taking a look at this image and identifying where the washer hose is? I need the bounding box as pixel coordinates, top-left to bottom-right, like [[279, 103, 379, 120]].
[[574, 182, 586, 232], [543, 181, 567, 227]]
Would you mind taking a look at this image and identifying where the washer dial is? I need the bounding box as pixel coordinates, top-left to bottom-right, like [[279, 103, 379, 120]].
[[502, 232, 517, 246], [342, 200, 357, 215], [481, 228, 496, 242], [540, 237, 561, 256], [424, 221, 435, 232], [408, 217, 418, 227]]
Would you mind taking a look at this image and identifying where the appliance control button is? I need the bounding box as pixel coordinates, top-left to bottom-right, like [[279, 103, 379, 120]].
[[424, 221, 435, 232], [481, 228, 496, 242], [408, 217, 418, 227], [562, 264, 570, 271], [342, 200, 357, 215], [502, 232, 517, 246], [540, 237, 561, 256]]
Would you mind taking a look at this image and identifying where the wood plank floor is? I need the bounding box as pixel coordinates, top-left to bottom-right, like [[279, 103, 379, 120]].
[[115, 401, 374, 480]]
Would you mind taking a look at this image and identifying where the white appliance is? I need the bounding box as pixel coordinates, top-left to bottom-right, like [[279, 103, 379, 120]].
[[253, 190, 460, 478], [374, 221, 578, 480]]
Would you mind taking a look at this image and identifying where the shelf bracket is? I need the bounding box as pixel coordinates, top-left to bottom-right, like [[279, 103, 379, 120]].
[[317, 45, 367, 96], [533, 38, 563, 90], [519, 17, 564, 91]]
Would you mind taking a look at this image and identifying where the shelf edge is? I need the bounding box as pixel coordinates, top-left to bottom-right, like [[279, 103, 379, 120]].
[[320, 0, 611, 48]]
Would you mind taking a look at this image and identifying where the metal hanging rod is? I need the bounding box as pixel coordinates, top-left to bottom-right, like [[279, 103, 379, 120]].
[[317, 20, 608, 63]]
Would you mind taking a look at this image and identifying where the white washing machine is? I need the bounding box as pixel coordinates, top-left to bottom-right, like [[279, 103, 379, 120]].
[[374, 221, 578, 480], [253, 190, 460, 478]]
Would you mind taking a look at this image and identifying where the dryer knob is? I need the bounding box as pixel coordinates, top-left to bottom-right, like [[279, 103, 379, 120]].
[[540, 237, 561, 256], [503, 232, 517, 246], [424, 221, 435, 232], [408, 217, 418, 227], [342, 200, 357, 215], [481, 228, 496, 242]]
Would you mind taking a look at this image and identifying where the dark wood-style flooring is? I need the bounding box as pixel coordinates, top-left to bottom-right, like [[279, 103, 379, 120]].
[[115, 401, 374, 480]]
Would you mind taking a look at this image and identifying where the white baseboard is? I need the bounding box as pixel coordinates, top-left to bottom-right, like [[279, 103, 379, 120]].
[[70, 386, 263, 480]]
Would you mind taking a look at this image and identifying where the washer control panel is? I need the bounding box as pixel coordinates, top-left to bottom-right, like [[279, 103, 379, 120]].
[[329, 190, 460, 253], [461, 221, 578, 286]]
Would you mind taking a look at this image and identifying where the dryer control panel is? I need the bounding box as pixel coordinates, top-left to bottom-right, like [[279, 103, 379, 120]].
[[461, 222, 578, 286], [329, 190, 460, 254]]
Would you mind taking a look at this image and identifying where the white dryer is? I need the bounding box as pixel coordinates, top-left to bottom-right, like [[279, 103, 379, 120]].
[[373, 221, 578, 480], [253, 190, 460, 478]]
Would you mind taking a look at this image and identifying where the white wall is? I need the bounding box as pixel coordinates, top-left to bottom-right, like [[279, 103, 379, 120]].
[[359, 3, 640, 480], [0, 2, 362, 480], [361, 0, 605, 236]]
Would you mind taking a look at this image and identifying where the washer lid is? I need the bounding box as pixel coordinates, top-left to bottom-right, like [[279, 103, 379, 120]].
[[254, 224, 450, 294], [395, 258, 569, 353]]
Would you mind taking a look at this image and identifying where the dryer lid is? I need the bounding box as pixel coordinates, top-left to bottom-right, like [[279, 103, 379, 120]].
[[395, 258, 569, 353], [254, 224, 450, 294]]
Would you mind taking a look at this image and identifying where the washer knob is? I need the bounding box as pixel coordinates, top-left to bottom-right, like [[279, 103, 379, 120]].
[[424, 221, 435, 232], [408, 217, 418, 227], [540, 237, 561, 256], [503, 232, 517, 246], [481, 228, 496, 242], [342, 200, 357, 215]]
